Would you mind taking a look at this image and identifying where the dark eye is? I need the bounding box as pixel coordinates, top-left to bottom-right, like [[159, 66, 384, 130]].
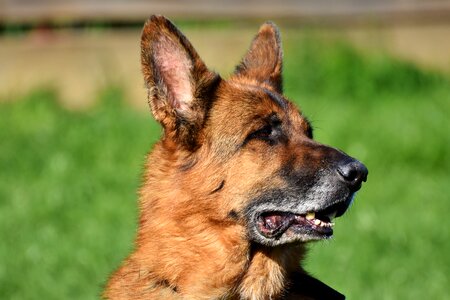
[[243, 115, 282, 146], [247, 125, 273, 141]]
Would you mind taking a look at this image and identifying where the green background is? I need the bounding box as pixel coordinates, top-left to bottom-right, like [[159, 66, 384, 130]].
[[0, 34, 449, 299]]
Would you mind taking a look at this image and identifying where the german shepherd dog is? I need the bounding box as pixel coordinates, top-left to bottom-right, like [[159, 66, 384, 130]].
[[104, 15, 368, 300]]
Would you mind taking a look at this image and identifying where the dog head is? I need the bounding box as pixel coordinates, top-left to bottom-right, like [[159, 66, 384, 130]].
[[140, 16, 368, 247]]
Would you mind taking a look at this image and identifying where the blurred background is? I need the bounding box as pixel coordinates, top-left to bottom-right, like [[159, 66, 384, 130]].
[[0, 0, 449, 299]]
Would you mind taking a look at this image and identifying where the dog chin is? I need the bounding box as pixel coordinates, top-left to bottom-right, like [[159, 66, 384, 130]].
[[253, 229, 331, 247]]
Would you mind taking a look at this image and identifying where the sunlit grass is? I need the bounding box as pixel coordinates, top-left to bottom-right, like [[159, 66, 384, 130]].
[[0, 38, 448, 299]]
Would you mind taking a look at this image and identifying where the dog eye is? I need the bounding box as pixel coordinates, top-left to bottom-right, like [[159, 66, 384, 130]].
[[243, 116, 282, 146], [244, 125, 277, 145], [250, 125, 273, 140]]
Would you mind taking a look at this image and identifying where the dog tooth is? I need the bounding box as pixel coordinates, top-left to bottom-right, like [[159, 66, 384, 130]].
[[306, 212, 315, 220], [314, 219, 321, 226]]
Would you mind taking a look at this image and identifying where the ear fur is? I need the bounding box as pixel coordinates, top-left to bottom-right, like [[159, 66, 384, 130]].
[[233, 22, 283, 93], [141, 15, 220, 149]]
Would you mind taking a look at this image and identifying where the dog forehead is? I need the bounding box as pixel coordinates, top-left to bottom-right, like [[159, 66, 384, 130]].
[[214, 82, 285, 118], [211, 81, 307, 129]]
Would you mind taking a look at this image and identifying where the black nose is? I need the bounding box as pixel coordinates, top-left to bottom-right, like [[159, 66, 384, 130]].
[[336, 160, 368, 191]]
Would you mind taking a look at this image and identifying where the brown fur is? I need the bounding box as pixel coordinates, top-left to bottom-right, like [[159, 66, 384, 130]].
[[103, 16, 362, 300]]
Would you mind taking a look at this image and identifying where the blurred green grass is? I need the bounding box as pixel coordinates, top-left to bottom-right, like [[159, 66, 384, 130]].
[[0, 38, 449, 299]]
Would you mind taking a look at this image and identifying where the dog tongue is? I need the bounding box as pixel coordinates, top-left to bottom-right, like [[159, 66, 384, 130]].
[[264, 214, 284, 230], [258, 213, 297, 236]]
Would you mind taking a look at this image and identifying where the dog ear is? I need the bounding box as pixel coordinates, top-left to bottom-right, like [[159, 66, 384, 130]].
[[233, 22, 283, 93], [141, 15, 220, 149]]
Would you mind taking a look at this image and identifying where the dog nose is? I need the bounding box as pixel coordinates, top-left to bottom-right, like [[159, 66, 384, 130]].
[[336, 160, 368, 191]]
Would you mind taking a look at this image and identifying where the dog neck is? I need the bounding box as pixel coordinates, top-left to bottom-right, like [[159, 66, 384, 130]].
[[132, 227, 306, 299], [236, 244, 307, 299], [135, 205, 306, 298]]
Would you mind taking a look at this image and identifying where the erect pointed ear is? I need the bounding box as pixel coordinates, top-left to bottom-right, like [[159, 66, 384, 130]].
[[232, 22, 283, 93], [141, 15, 220, 149]]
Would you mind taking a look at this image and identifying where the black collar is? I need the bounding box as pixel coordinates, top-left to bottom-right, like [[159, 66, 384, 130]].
[[287, 272, 345, 300]]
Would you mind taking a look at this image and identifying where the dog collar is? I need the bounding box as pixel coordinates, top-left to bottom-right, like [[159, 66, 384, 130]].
[[288, 272, 346, 300]]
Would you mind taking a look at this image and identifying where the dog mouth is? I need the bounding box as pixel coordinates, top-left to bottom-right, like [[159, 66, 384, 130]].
[[257, 211, 335, 239], [255, 200, 351, 241]]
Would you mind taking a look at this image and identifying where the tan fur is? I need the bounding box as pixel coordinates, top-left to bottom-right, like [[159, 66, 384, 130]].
[[105, 138, 306, 299], [104, 16, 351, 300]]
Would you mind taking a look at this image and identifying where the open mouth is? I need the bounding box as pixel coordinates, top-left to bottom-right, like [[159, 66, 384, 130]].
[[255, 200, 351, 241], [257, 211, 335, 238]]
